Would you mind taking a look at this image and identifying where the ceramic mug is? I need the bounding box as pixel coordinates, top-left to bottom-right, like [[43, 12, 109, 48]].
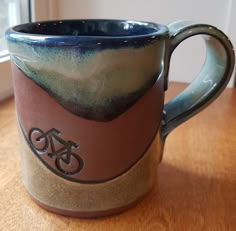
[[6, 19, 235, 218]]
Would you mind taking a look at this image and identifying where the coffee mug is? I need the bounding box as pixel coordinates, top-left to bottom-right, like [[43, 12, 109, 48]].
[[6, 19, 235, 217]]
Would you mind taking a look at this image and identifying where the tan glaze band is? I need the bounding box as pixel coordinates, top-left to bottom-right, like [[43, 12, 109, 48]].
[[18, 125, 162, 216], [30, 195, 146, 218]]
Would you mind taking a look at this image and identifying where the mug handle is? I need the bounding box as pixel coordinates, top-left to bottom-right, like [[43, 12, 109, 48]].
[[161, 21, 235, 138]]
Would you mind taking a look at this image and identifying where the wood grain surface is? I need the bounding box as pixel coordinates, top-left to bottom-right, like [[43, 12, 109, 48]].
[[0, 82, 235, 231]]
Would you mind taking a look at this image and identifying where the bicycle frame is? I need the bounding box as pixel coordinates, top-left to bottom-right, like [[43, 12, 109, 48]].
[[41, 128, 78, 159]]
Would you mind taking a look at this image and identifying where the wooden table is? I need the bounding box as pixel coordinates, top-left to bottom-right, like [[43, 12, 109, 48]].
[[0, 83, 235, 231]]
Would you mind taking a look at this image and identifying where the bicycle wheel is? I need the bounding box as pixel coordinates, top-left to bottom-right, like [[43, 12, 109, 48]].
[[29, 128, 48, 153], [55, 152, 83, 175]]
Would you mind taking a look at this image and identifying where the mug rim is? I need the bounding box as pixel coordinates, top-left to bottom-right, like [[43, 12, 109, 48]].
[[5, 19, 169, 47]]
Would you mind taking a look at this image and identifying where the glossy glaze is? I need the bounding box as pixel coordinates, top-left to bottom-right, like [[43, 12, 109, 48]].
[[162, 21, 235, 136], [6, 20, 168, 121], [6, 19, 235, 217]]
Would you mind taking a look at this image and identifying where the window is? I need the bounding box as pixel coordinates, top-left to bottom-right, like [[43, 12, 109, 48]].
[[1, 0, 28, 55], [0, 0, 59, 102], [0, 0, 30, 101]]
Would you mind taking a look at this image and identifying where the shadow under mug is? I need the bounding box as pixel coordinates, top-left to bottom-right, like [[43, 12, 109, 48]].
[[5, 19, 235, 217]]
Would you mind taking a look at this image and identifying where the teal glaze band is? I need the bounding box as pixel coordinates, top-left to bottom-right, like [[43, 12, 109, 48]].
[[10, 42, 164, 121]]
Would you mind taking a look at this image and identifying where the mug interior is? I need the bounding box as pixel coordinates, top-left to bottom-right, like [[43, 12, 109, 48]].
[[11, 19, 166, 37]]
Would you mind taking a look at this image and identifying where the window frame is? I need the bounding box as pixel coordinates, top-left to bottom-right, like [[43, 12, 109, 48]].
[[0, 0, 24, 101], [0, 0, 58, 102]]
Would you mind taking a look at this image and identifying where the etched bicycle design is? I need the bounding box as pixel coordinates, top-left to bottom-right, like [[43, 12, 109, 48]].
[[29, 128, 83, 175]]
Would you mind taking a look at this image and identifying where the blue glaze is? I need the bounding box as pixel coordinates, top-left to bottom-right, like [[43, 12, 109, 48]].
[[6, 19, 169, 50], [161, 21, 235, 138], [6, 19, 167, 121]]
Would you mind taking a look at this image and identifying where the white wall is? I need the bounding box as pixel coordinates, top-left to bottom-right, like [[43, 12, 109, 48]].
[[58, 0, 235, 86]]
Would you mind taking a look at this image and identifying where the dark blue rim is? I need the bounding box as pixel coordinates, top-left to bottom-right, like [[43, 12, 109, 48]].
[[6, 19, 169, 47]]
